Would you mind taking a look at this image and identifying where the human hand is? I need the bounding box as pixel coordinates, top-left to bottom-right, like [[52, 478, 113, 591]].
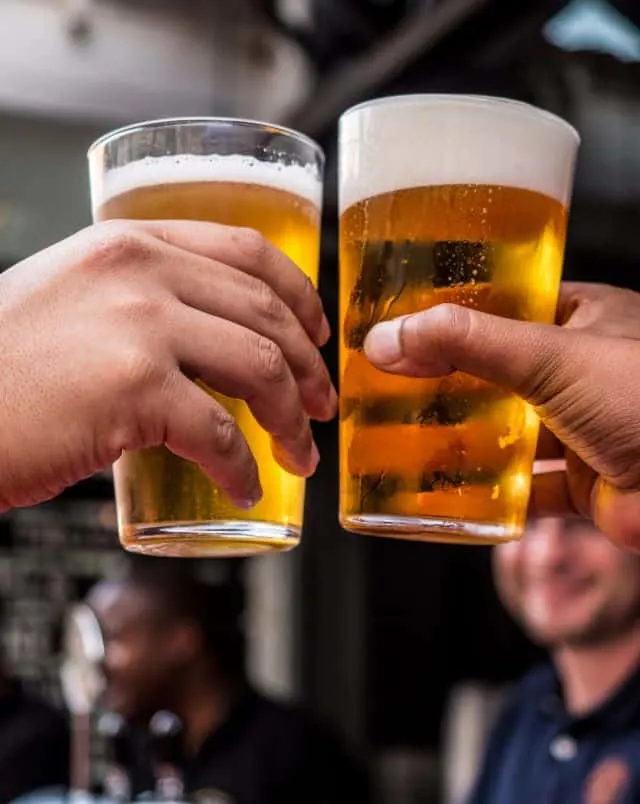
[[0, 220, 337, 511], [365, 282, 640, 551]]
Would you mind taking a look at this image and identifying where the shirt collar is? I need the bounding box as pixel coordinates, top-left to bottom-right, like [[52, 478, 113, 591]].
[[188, 687, 259, 763], [537, 660, 640, 734]]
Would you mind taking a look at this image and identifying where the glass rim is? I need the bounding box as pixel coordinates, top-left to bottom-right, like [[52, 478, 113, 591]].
[[341, 94, 580, 145], [87, 116, 324, 162]]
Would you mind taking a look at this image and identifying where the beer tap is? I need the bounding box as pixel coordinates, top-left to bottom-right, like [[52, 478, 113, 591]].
[[60, 603, 106, 801], [97, 712, 132, 803], [148, 711, 185, 803]]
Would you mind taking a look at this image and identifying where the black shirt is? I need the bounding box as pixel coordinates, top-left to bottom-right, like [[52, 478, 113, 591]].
[[130, 691, 371, 804], [468, 662, 640, 804], [0, 680, 69, 804]]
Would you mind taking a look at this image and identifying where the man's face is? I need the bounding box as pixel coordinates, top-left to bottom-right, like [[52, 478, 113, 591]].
[[88, 582, 193, 721], [493, 518, 640, 648]]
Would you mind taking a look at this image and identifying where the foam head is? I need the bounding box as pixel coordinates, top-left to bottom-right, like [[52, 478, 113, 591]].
[[338, 95, 580, 214], [91, 153, 323, 213]]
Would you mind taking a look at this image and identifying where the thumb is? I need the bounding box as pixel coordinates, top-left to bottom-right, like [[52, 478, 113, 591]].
[[364, 304, 591, 408], [594, 482, 640, 553]]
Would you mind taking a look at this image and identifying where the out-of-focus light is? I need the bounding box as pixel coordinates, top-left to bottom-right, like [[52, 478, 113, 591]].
[[544, 0, 640, 62]]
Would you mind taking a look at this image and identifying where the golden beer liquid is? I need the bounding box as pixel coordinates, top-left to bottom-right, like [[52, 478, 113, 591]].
[[96, 173, 320, 556], [340, 183, 567, 543]]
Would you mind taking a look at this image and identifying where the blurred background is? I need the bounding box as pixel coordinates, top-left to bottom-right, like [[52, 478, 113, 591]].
[[0, 1, 638, 802]]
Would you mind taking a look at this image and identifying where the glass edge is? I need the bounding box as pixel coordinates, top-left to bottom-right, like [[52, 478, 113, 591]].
[[339, 94, 581, 146], [87, 116, 325, 163]]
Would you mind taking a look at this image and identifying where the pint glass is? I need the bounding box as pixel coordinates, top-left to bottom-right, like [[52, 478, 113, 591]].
[[88, 118, 324, 557], [339, 95, 579, 544]]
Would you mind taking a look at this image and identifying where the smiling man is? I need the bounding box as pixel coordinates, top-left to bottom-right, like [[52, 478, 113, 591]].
[[468, 518, 640, 804]]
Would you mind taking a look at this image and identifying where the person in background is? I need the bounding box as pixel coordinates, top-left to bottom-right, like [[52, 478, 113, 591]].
[[87, 558, 371, 804], [0, 598, 69, 803], [467, 517, 640, 804]]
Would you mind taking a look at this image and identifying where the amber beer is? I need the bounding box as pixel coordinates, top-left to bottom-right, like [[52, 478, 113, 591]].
[[89, 119, 323, 557], [339, 96, 579, 543]]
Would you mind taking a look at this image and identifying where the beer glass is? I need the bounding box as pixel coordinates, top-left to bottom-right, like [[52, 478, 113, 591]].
[[88, 118, 324, 557], [339, 95, 579, 544]]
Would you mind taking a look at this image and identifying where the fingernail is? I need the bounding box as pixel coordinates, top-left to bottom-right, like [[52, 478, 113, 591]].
[[235, 498, 259, 510], [318, 314, 331, 346], [234, 489, 263, 509], [364, 320, 403, 365]]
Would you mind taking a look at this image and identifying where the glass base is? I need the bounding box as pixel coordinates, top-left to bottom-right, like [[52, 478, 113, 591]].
[[119, 520, 301, 558], [341, 514, 520, 545]]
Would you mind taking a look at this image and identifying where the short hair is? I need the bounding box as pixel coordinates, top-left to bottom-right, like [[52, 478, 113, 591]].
[[106, 556, 245, 678]]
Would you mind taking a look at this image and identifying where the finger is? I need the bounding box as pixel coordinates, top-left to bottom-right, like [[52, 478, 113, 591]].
[[528, 469, 575, 519], [536, 426, 565, 461], [161, 373, 262, 508], [529, 455, 597, 522], [363, 303, 591, 408], [555, 282, 594, 325], [565, 451, 598, 518], [140, 220, 330, 346], [172, 307, 319, 478], [594, 482, 640, 553], [156, 249, 336, 421], [557, 282, 640, 337]]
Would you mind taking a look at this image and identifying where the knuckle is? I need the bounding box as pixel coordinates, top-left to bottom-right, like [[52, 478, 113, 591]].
[[255, 337, 288, 385], [88, 221, 156, 271], [213, 413, 241, 458], [406, 303, 471, 356], [433, 303, 472, 355], [303, 344, 328, 388], [116, 345, 162, 391], [232, 227, 270, 266], [272, 406, 307, 441], [440, 303, 472, 335], [118, 346, 159, 384], [291, 406, 309, 434], [309, 342, 327, 376], [250, 279, 286, 324]]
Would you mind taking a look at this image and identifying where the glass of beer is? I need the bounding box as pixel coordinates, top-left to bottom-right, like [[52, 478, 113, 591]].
[[339, 95, 579, 544], [88, 118, 324, 557]]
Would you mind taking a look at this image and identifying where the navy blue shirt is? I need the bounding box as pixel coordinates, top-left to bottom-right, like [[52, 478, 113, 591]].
[[468, 662, 640, 804]]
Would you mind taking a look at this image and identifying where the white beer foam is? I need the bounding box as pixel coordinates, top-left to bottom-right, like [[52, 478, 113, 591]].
[[94, 153, 322, 210], [339, 95, 580, 213]]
